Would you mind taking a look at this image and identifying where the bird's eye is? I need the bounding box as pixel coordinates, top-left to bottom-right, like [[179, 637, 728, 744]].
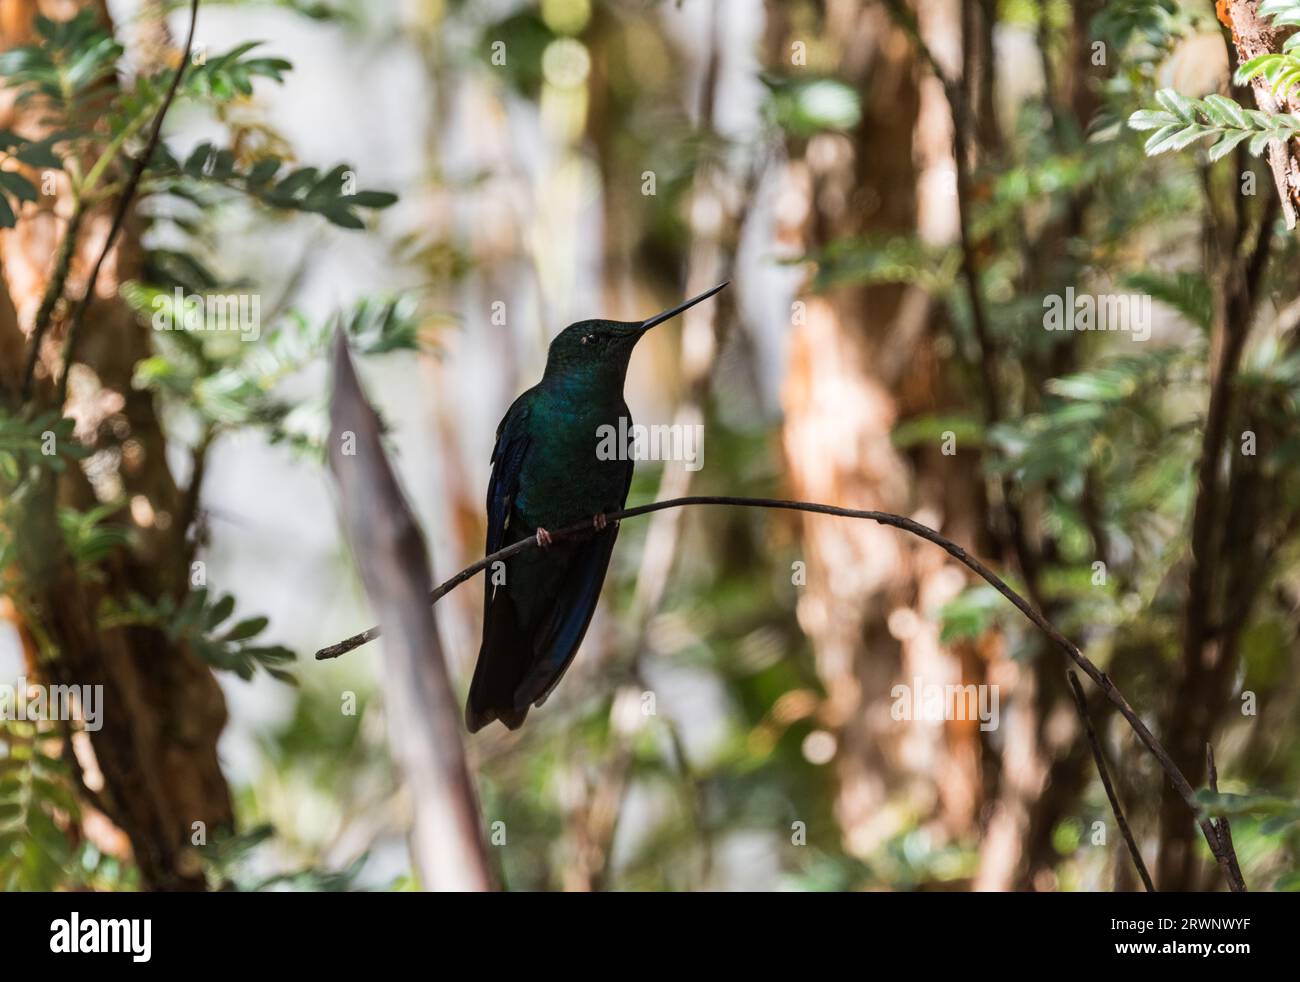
[[581, 335, 592, 345]]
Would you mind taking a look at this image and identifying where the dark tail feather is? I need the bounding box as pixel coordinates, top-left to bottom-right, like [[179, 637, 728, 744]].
[[468, 528, 619, 732], [511, 526, 618, 712], [466, 591, 531, 732]]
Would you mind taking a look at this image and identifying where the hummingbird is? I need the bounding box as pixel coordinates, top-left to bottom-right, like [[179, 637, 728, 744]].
[[466, 282, 728, 732]]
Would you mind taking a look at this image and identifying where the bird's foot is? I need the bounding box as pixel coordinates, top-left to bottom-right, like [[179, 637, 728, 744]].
[[535, 527, 553, 548], [592, 512, 608, 531]]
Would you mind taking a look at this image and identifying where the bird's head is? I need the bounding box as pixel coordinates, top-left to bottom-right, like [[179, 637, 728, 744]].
[[543, 282, 728, 388]]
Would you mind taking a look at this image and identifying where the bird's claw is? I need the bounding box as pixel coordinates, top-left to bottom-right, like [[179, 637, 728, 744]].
[[593, 512, 607, 531], [535, 527, 553, 548]]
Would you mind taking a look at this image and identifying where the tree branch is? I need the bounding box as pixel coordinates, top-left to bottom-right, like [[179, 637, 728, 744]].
[[1206, 744, 1247, 892], [328, 331, 494, 891], [314, 493, 1243, 891], [54, 0, 200, 406], [1066, 669, 1154, 891], [21, 205, 83, 403]]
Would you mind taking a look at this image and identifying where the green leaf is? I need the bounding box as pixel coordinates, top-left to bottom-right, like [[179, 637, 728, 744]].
[[1141, 123, 1182, 156], [342, 190, 398, 208], [938, 585, 1007, 643], [892, 414, 984, 449], [1154, 88, 1196, 123], [0, 171, 37, 204], [1236, 53, 1286, 85], [1202, 94, 1249, 129], [204, 593, 236, 630], [1127, 108, 1178, 131], [1046, 368, 1139, 403], [219, 616, 269, 643], [12, 138, 61, 169], [246, 156, 282, 185], [763, 75, 862, 137], [1123, 270, 1212, 331], [1249, 130, 1276, 156], [1207, 128, 1253, 162]]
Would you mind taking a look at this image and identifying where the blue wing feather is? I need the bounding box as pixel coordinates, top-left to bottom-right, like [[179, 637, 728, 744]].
[[513, 456, 632, 710], [469, 389, 632, 730], [485, 392, 532, 557], [466, 392, 535, 731]]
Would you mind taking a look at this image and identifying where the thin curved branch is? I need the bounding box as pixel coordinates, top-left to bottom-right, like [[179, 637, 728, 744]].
[[314, 492, 1243, 891], [1067, 670, 1154, 892], [54, 0, 201, 406]]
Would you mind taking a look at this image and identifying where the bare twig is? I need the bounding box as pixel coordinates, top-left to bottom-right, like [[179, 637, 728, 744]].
[[313, 493, 1243, 891], [55, 0, 200, 406], [1066, 670, 1154, 892], [21, 206, 83, 403], [1206, 744, 1248, 892]]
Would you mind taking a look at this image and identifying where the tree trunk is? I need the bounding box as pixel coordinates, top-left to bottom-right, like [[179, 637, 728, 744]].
[[771, 0, 995, 865], [0, 0, 232, 890]]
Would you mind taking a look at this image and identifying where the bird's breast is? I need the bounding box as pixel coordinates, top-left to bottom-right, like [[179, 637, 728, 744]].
[[515, 401, 631, 530]]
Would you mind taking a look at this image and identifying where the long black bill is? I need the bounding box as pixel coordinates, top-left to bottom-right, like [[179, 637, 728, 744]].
[[639, 281, 729, 332]]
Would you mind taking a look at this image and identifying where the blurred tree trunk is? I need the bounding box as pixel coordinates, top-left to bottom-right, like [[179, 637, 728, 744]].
[[977, 0, 1114, 891], [0, 0, 232, 890], [769, 0, 992, 863]]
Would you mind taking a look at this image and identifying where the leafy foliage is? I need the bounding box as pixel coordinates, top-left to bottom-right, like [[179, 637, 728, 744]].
[[1122, 269, 1212, 332], [1233, 1, 1300, 100], [1091, 0, 1178, 50], [59, 503, 130, 577], [200, 823, 371, 890], [0, 722, 79, 891], [762, 75, 863, 138], [939, 584, 1012, 644], [0, 130, 62, 228], [0, 11, 122, 107], [1197, 790, 1300, 836], [0, 1, 412, 895], [0, 721, 131, 891], [1128, 89, 1300, 161], [98, 588, 296, 683], [151, 143, 396, 229], [0, 413, 85, 485], [1128, 3, 1300, 160], [797, 235, 959, 293], [127, 290, 422, 451]]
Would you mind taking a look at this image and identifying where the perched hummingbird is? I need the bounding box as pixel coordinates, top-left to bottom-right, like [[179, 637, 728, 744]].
[[466, 282, 728, 732]]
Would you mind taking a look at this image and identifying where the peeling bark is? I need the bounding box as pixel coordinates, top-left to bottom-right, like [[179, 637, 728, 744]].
[[1218, 0, 1300, 227]]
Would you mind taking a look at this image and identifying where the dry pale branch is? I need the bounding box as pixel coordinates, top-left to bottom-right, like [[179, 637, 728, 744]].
[[328, 333, 494, 891]]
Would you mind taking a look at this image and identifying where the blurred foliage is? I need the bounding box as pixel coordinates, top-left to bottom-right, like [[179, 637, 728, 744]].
[[4, 0, 1300, 894], [1129, 3, 1300, 157], [761, 75, 862, 138], [0, 0, 408, 889], [127, 290, 423, 453], [0, 721, 135, 891], [775, 0, 1300, 892], [98, 588, 296, 682]]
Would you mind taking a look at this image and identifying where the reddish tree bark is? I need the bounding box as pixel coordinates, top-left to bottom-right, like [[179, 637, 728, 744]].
[[1, 0, 232, 890]]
